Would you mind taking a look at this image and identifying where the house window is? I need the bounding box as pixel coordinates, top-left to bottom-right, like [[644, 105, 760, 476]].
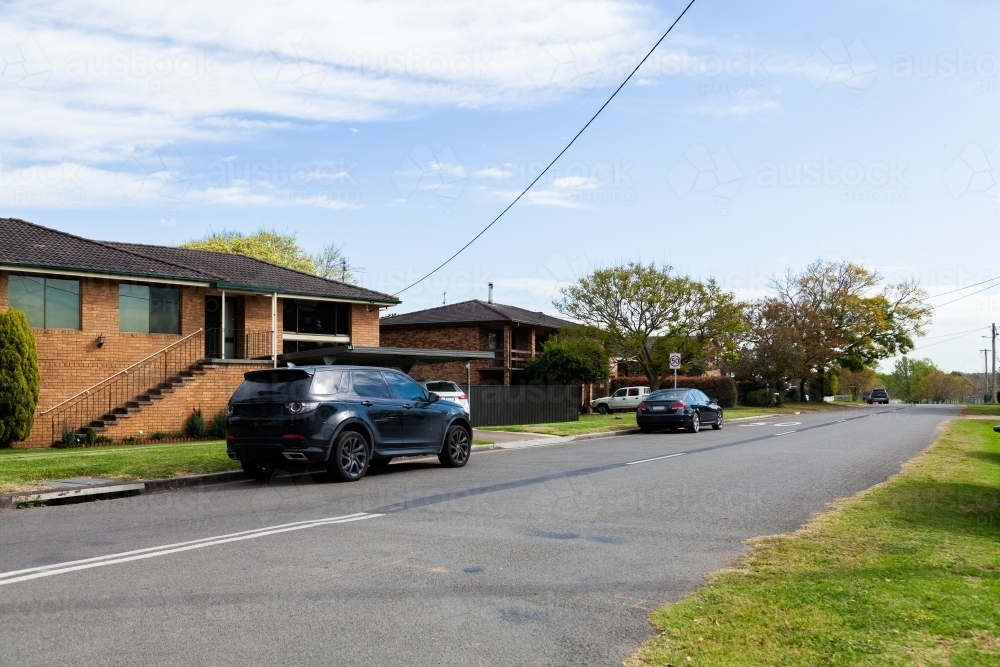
[[282, 299, 350, 336], [8, 273, 80, 329], [119, 284, 180, 334]]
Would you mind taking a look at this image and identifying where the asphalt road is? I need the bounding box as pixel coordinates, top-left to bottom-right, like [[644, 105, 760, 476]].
[[0, 405, 957, 666]]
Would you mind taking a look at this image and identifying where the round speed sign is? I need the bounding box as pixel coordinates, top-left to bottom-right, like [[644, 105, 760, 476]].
[[669, 353, 681, 369]]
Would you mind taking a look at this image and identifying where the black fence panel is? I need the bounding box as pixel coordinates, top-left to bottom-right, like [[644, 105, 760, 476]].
[[470, 385, 581, 427]]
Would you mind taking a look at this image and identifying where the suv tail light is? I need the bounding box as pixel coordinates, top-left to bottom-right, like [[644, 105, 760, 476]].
[[284, 402, 319, 415], [670, 401, 686, 410], [458, 393, 467, 400]]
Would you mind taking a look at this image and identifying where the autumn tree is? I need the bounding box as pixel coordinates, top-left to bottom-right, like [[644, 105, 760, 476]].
[[555, 263, 744, 391], [770, 260, 931, 401], [837, 366, 879, 401], [732, 300, 802, 406]]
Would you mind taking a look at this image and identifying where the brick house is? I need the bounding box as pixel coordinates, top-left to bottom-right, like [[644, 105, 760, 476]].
[[0, 218, 398, 446], [379, 299, 573, 386]]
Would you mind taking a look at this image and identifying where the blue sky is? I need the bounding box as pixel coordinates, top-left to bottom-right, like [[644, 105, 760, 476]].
[[2, 0, 998, 372]]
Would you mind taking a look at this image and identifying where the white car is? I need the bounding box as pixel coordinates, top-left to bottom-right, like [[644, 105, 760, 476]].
[[590, 386, 650, 413], [421, 380, 470, 415]]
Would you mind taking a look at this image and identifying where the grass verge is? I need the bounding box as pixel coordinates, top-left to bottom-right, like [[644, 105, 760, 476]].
[[625, 419, 1000, 666], [0, 441, 237, 494], [963, 404, 1000, 416], [480, 403, 851, 437]]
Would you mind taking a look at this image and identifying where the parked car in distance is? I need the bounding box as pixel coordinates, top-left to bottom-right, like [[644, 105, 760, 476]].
[[227, 366, 473, 482], [420, 380, 469, 415], [866, 388, 890, 405], [636, 388, 722, 433], [591, 386, 651, 413]]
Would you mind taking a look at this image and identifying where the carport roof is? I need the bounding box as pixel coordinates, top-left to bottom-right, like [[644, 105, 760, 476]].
[[279, 345, 495, 371]]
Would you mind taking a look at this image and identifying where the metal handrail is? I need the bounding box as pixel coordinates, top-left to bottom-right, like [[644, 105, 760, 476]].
[[41, 328, 206, 415], [46, 329, 208, 444]]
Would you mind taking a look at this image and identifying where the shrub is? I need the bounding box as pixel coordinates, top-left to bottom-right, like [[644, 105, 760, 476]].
[[150, 431, 168, 441], [610, 375, 738, 407], [744, 388, 783, 407], [524, 329, 611, 385], [84, 428, 97, 445], [60, 424, 79, 448], [95, 435, 113, 444], [185, 410, 207, 438], [0, 309, 40, 447], [119, 436, 139, 444], [210, 409, 227, 438]]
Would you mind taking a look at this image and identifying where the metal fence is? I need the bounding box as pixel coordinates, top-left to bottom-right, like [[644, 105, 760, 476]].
[[469, 385, 581, 428]]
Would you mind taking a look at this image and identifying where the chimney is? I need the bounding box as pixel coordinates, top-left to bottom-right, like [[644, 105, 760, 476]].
[[488, 282, 494, 304]]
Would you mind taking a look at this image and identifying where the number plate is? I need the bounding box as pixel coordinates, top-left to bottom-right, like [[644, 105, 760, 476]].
[[650, 405, 666, 411]]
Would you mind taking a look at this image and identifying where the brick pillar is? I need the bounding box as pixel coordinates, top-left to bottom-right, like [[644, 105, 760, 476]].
[[503, 325, 511, 385], [530, 328, 536, 359]]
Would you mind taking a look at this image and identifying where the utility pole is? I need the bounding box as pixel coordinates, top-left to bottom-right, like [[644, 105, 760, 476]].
[[983, 349, 991, 401], [993, 323, 997, 403]]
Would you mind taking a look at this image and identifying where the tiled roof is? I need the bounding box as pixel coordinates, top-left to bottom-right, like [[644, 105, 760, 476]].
[[109, 242, 397, 303], [380, 299, 573, 329], [0, 218, 398, 304]]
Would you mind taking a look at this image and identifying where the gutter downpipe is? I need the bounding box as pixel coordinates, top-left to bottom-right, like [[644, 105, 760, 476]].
[[220, 290, 226, 360], [272, 292, 278, 368]]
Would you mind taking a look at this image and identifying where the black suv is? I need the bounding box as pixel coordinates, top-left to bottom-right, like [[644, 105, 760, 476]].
[[866, 388, 890, 404], [226, 366, 473, 482]]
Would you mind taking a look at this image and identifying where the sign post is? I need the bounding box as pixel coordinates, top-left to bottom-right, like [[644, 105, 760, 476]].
[[669, 353, 681, 389]]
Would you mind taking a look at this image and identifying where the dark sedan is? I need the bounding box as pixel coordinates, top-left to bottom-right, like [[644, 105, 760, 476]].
[[636, 388, 723, 433], [226, 365, 473, 482]]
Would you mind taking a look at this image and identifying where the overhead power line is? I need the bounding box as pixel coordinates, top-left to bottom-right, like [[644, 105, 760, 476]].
[[393, 0, 700, 296], [933, 282, 1000, 309], [928, 275, 1000, 300], [911, 327, 989, 350]]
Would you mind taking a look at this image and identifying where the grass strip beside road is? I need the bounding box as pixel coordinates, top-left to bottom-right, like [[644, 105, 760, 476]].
[[0, 441, 238, 494], [963, 404, 1000, 416], [626, 419, 1000, 666]]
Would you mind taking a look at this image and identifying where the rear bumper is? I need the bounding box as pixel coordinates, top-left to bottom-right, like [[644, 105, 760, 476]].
[[636, 413, 690, 428], [228, 439, 329, 464]]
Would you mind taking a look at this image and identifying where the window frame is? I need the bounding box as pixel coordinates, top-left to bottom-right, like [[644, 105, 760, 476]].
[[118, 282, 181, 335], [7, 273, 81, 330]]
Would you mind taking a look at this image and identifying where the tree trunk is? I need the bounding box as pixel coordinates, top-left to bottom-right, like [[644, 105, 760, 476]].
[[767, 380, 777, 407], [799, 378, 807, 402]]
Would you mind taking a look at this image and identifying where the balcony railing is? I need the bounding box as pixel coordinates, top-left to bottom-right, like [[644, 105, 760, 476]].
[[487, 348, 534, 369], [205, 328, 274, 360]]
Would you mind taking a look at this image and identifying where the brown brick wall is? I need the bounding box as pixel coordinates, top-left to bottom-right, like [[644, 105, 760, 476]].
[[351, 304, 381, 346], [380, 325, 498, 385], [5, 275, 207, 413]]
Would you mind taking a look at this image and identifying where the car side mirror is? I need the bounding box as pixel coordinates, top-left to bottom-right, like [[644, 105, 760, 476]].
[[426, 392, 440, 404], [711, 397, 719, 404]]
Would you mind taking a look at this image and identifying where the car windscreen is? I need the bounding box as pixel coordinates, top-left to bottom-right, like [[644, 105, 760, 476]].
[[232, 369, 314, 402], [646, 390, 688, 402], [425, 381, 460, 393]]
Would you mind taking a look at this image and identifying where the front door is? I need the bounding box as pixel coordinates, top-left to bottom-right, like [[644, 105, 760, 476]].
[[608, 388, 628, 410], [223, 297, 238, 359]]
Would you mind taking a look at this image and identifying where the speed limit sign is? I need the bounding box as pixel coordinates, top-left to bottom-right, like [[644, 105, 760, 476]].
[[669, 353, 681, 369]]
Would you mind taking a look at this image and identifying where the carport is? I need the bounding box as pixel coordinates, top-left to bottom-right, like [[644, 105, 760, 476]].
[[277, 344, 495, 394]]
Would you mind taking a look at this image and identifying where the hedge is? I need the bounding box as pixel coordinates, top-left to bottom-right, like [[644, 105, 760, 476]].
[[609, 375, 737, 407]]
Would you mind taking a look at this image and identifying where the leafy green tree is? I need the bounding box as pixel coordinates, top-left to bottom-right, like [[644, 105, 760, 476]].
[[523, 327, 611, 385], [0, 309, 40, 447], [182, 229, 356, 283], [555, 263, 744, 391], [883, 356, 937, 403]]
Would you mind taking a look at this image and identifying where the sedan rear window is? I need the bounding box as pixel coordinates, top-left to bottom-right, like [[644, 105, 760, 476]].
[[647, 390, 688, 402], [425, 381, 461, 392], [233, 370, 313, 402]]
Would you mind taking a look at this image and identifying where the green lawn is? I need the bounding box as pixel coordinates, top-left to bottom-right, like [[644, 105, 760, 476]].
[[963, 404, 1000, 416], [480, 403, 850, 437], [0, 441, 237, 494], [626, 419, 1000, 666]]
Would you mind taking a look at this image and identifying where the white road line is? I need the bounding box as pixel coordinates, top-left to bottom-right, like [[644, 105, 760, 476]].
[[0, 512, 381, 587], [773, 422, 801, 427], [626, 453, 685, 465], [741, 422, 768, 426], [774, 431, 797, 436], [835, 419, 847, 423]]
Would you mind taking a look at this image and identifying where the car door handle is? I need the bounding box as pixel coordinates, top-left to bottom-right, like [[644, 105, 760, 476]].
[[402, 404, 413, 410], [361, 401, 373, 407]]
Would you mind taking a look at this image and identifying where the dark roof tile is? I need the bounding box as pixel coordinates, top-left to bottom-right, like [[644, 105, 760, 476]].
[[380, 300, 572, 329]]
